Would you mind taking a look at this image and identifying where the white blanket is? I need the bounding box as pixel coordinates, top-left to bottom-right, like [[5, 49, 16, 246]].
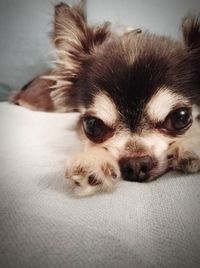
[[0, 102, 200, 268]]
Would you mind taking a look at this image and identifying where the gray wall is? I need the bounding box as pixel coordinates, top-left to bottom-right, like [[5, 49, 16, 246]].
[[0, 0, 77, 90], [0, 0, 200, 90], [87, 0, 200, 38]]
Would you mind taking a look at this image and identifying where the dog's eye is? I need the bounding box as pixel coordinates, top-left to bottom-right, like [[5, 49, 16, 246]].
[[162, 108, 192, 132], [82, 116, 113, 143]]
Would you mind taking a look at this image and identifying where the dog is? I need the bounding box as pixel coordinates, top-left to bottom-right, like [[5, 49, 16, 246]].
[[12, 3, 200, 196]]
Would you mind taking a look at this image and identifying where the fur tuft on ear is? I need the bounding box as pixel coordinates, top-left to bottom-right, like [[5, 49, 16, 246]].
[[181, 15, 200, 106], [12, 3, 111, 113], [182, 15, 200, 50], [54, 3, 88, 65], [45, 2, 111, 111], [54, 2, 110, 50]]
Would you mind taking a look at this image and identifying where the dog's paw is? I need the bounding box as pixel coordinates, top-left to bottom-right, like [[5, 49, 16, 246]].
[[177, 153, 200, 173], [65, 148, 121, 197], [170, 146, 200, 173]]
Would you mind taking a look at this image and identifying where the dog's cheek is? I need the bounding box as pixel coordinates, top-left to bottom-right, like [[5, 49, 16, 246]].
[[170, 105, 200, 158], [169, 107, 200, 172]]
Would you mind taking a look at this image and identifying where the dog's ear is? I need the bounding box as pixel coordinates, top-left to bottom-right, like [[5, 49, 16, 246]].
[[182, 15, 200, 50], [13, 3, 111, 112], [54, 3, 110, 55], [181, 15, 200, 104], [47, 2, 111, 111]]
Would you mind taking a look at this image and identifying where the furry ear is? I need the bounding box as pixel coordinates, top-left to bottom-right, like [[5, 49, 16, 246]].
[[46, 2, 111, 111], [53, 2, 89, 71], [12, 3, 111, 112], [181, 15, 200, 105], [182, 15, 200, 50], [54, 2, 110, 55]]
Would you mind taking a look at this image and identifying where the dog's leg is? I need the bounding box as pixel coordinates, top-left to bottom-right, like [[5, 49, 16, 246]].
[[176, 150, 200, 173], [65, 147, 121, 197], [171, 145, 200, 173]]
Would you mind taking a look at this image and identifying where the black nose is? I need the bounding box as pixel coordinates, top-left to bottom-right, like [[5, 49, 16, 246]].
[[119, 156, 154, 182]]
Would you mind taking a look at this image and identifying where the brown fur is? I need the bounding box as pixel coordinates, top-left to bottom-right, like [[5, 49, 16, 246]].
[[12, 72, 55, 111], [11, 3, 200, 196]]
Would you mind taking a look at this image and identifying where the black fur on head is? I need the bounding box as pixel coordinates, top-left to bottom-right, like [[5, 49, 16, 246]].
[[73, 18, 200, 131], [50, 3, 200, 123], [75, 34, 182, 131]]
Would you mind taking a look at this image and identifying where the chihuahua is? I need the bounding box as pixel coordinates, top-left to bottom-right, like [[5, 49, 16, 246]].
[[13, 3, 200, 196]]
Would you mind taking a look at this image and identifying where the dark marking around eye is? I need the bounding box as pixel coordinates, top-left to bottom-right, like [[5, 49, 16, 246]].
[[82, 115, 115, 143], [156, 107, 192, 136]]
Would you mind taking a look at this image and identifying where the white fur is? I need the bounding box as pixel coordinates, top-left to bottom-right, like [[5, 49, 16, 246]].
[[85, 93, 118, 126], [146, 88, 189, 122]]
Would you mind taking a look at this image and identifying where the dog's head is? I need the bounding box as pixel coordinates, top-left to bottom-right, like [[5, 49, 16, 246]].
[[51, 3, 200, 182]]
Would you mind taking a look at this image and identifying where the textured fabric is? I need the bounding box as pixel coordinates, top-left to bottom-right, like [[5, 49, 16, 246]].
[[0, 102, 200, 268]]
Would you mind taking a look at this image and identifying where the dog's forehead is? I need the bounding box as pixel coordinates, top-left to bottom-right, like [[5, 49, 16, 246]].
[[82, 33, 190, 129], [88, 88, 188, 129], [86, 37, 172, 121]]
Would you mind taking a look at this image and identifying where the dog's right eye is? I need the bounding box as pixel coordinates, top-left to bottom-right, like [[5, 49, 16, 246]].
[[158, 107, 192, 135], [82, 116, 113, 143]]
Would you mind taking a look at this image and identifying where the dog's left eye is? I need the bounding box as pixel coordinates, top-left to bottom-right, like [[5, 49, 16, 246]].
[[162, 107, 192, 133], [82, 116, 113, 143]]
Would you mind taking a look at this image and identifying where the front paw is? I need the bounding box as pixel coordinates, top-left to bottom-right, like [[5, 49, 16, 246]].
[[177, 153, 200, 173], [65, 148, 121, 197], [170, 147, 200, 173]]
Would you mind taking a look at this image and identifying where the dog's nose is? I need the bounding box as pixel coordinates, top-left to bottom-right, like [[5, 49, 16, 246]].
[[119, 156, 154, 182]]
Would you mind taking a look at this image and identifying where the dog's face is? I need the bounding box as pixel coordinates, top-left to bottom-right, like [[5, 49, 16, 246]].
[[50, 4, 200, 182], [76, 33, 196, 182]]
